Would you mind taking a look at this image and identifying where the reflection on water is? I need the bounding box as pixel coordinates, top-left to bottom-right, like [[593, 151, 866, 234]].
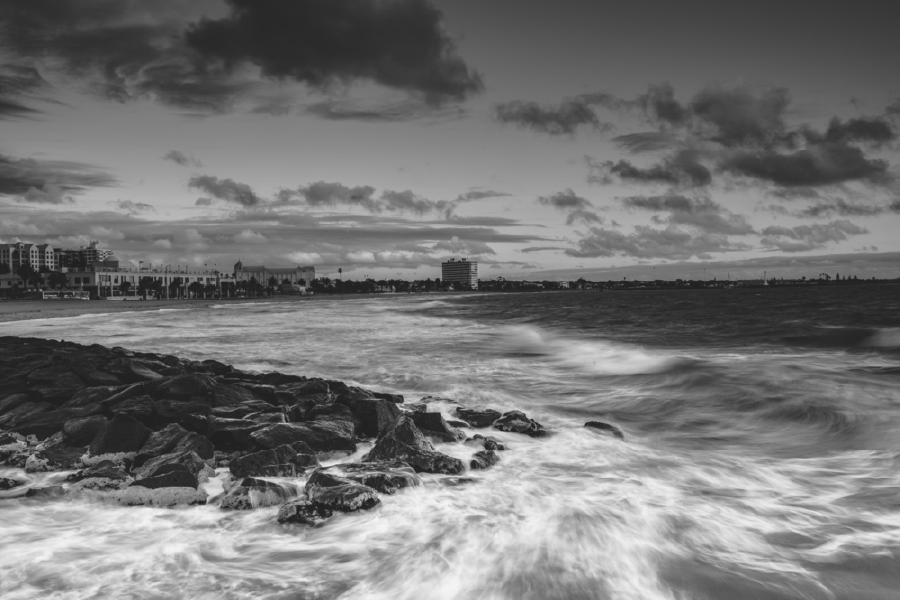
[[2, 286, 900, 599]]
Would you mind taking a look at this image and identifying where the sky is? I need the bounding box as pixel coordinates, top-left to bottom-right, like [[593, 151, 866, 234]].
[[1, 0, 899, 281]]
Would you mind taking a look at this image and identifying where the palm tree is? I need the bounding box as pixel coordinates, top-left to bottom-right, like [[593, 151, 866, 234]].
[[28, 271, 44, 290], [119, 281, 132, 296], [47, 271, 68, 289], [16, 264, 36, 290], [188, 281, 204, 298]]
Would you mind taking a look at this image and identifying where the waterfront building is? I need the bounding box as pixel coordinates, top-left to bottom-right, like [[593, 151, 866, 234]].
[[55, 240, 113, 269], [441, 258, 478, 290], [64, 264, 229, 299], [0, 242, 57, 272], [234, 261, 315, 289]]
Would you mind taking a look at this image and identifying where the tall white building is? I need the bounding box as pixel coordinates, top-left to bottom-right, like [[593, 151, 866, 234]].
[[0, 242, 56, 272], [441, 258, 478, 290]]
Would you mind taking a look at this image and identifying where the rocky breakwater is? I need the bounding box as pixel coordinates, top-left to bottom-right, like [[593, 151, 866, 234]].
[[0, 336, 623, 525]]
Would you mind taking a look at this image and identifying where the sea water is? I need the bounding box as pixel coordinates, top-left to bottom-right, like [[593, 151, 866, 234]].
[[2, 285, 899, 599]]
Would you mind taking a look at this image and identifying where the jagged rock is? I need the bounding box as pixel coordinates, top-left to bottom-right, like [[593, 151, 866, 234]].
[[276, 380, 333, 406], [470, 449, 500, 470], [25, 445, 85, 472], [25, 486, 66, 498], [399, 403, 427, 413], [89, 414, 151, 457], [228, 444, 320, 478], [67, 461, 133, 491], [277, 499, 333, 525], [134, 450, 214, 484], [584, 421, 625, 440], [187, 416, 266, 452], [212, 383, 261, 408], [109, 395, 158, 424], [198, 359, 232, 376], [338, 396, 400, 438], [492, 410, 547, 438], [154, 373, 218, 402], [152, 399, 213, 423], [317, 460, 420, 494], [83, 371, 122, 386], [0, 476, 23, 490], [362, 415, 465, 475], [13, 403, 104, 438], [242, 412, 286, 424], [212, 399, 275, 419], [410, 411, 466, 443], [307, 403, 360, 439], [233, 383, 278, 404], [102, 358, 164, 383], [305, 470, 381, 512], [63, 415, 108, 446], [27, 365, 83, 387], [260, 372, 306, 386], [62, 386, 120, 409], [463, 434, 506, 451], [455, 407, 502, 428], [249, 423, 356, 456], [371, 391, 404, 404], [0, 401, 53, 429], [0, 393, 30, 416], [222, 371, 261, 383], [135, 423, 191, 461], [219, 477, 296, 510]]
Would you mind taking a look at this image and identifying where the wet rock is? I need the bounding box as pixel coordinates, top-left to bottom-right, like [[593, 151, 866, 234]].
[[14, 403, 104, 439], [277, 499, 333, 525], [134, 450, 214, 484], [455, 406, 502, 428], [25, 486, 66, 498], [410, 411, 466, 443], [27, 365, 83, 387], [0, 393, 31, 416], [584, 421, 625, 440], [62, 386, 120, 409], [67, 461, 133, 491], [219, 477, 296, 510], [109, 395, 157, 425], [188, 416, 266, 452], [492, 410, 547, 438], [343, 397, 401, 438], [399, 403, 427, 413], [362, 415, 465, 475], [0, 476, 23, 490], [470, 449, 500, 470], [134, 424, 214, 465], [306, 403, 360, 438], [83, 371, 122, 386], [228, 444, 320, 478], [0, 401, 53, 429], [464, 434, 506, 451], [242, 412, 287, 424], [116, 484, 206, 506], [211, 399, 275, 419], [370, 391, 404, 404], [198, 359, 232, 376], [446, 420, 470, 428], [154, 373, 218, 402], [102, 358, 164, 383], [25, 445, 85, 472], [152, 399, 213, 423], [260, 372, 306, 386], [63, 415, 108, 446], [305, 470, 381, 512], [318, 460, 420, 494], [89, 414, 151, 457], [249, 423, 356, 456], [437, 477, 478, 487]]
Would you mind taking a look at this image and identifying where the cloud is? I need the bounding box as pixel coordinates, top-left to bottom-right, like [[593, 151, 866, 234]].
[[689, 85, 790, 147], [233, 229, 267, 244], [0, 152, 118, 203], [520, 246, 571, 254], [590, 149, 711, 187], [537, 189, 593, 210], [721, 143, 890, 187], [285, 181, 474, 218], [566, 209, 604, 225], [760, 220, 869, 252], [822, 117, 896, 145], [567, 225, 748, 259], [111, 199, 155, 215], [188, 175, 261, 206], [636, 82, 690, 127], [432, 236, 495, 255], [620, 195, 755, 235], [89, 226, 125, 240], [304, 96, 466, 122], [0, 65, 51, 120], [455, 190, 510, 202], [612, 132, 681, 153], [495, 99, 604, 136], [163, 150, 203, 167], [195, 197, 213, 206], [796, 199, 900, 218], [153, 238, 172, 249], [1, 0, 482, 115]]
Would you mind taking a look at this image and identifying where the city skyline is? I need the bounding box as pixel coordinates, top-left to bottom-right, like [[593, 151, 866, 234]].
[[2, 0, 899, 281]]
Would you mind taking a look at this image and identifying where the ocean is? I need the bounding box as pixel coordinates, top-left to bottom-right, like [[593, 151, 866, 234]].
[[2, 285, 900, 600]]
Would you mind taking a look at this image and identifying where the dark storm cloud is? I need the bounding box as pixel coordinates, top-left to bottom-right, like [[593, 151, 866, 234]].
[[760, 220, 868, 252], [566, 225, 748, 259], [621, 195, 755, 235], [495, 99, 605, 136], [0, 65, 51, 119], [188, 175, 261, 206], [612, 132, 681, 153], [186, 0, 483, 105], [537, 190, 593, 210], [721, 143, 889, 187], [591, 149, 711, 187], [0, 152, 118, 204], [636, 83, 689, 128], [689, 85, 790, 147], [822, 117, 896, 145], [163, 150, 203, 168], [0, 0, 482, 115]]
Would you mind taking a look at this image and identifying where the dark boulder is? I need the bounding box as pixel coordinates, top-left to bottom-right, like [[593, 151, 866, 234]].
[[152, 399, 213, 423], [188, 416, 266, 452], [307, 404, 360, 439], [198, 359, 232, 376], [342, 397, 400, 439], [0, 393, 30, 416], [25, 445, 85, 471], [492, 410, 547, 438], [400, 403, 427, 413], [278, 380, 332, 405], [260, 372, 306, 386], [27, 365, 83, 387], [154, 373, 218, 402], [362, 415, 465, 475], [102, 358, 164, 383], [134, 450, 213, 484], [370, 391, 404, 404], [89, 414, 151, 456], [249, 423, 356, 456], [62, 386, 120, 409], [83, 371, 122, 387], [470, 449, 500, 470], [0, 476, 23, 490], [219, 477, 296, 510], [242, 412, 287, 424], [584, 421, 625, 440], [14, 403, 103, 439], [0, 401, 53, 430], [211, 399, 276, 419], [234, 383, 278, 404], [318, 460, 420, 494], [228, 444, 320, 478], [455, 406, 502, 428], [63, 415, 108, 446], [109, 395, 157, 425], [463, 434, 506, 451], [277, 499, 333, 525], [305, 469, 380, 512], [410, 411, 466, 443], [28, 383, 83, 405], [25, 486, 65, 498], [66, 461, 132, 491], [130, 465, 198, 489], [134, 423, 217, 465], [212, 383, 260, 408]]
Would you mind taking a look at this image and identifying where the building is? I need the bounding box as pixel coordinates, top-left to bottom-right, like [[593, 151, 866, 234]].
[[63, 263, 229, 299], [441, 258, 478, 290], [55, 240, 113, 269], [234, 261, 316, 289], [0, 242, 57, 272]]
